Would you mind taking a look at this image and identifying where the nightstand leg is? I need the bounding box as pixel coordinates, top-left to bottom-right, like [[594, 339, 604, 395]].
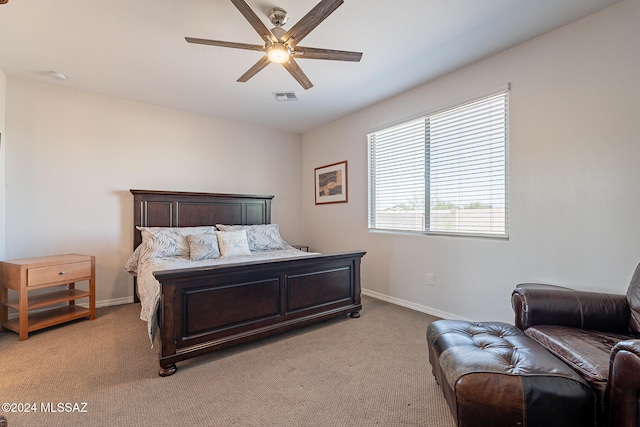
[[0, 287, 7, 331], [89, 258, 96, 320], [19, 285, 28, 340], [68, 282, 76, 306]]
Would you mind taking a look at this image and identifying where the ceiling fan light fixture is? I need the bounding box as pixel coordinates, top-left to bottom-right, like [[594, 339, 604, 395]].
[[266, 43, 290, 63]]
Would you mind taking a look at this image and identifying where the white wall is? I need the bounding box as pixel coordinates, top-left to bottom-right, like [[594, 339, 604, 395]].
[[301, 0, 640, 322], [5, 78, 302, 305]]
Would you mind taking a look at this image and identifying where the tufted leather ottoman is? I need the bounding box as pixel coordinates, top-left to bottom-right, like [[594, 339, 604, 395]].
[[427, 320, 595, 427]]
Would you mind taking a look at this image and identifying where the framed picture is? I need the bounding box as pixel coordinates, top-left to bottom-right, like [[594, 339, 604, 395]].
[[315, 161, 348, 205]]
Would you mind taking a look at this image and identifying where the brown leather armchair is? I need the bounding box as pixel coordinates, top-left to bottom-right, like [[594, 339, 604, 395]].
[[512, 263, 640, 427]]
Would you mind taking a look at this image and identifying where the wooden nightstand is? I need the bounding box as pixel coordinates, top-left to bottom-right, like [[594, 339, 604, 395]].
[[0, 254, 95, 340]]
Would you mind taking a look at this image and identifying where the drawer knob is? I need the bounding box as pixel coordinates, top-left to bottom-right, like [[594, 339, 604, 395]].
[[59, 271, 66, 275]]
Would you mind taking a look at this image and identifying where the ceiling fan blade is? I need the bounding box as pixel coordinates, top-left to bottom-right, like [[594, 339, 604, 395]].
[[293, 46, 362, 62], [281, 58, 313, 90], [185, 37, 264, 52], [281, 0, 343, 47], [237, 56, 271, 83], [229, 0, 275, 44]]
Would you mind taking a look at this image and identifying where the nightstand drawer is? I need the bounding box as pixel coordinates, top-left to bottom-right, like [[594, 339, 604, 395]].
[[27, 261, 92, 287]]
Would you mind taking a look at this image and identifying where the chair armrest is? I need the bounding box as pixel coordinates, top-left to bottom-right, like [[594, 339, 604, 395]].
[[609, 340, 640, 427], [512, 283, 630, 332]]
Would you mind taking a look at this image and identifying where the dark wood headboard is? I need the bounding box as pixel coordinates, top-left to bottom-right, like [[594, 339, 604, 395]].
[[130, 189, 274, 250]]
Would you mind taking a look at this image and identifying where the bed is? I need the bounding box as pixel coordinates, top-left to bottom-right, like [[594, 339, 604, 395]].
[[128, 189, 365, 376]]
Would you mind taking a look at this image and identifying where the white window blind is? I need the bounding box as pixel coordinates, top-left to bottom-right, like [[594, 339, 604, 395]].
[[368, 89, 509, 238]]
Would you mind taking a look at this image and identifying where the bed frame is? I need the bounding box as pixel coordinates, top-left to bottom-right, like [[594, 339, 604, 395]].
[[131, 189, 365, 376]]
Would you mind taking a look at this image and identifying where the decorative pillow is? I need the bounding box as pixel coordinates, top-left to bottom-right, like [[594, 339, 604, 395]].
[[124, 245, 143, 274], [627, 262, 640, 334], [137, 226, 216, 260], [215, 230, 252, 258], [187, 233, 220, 261], [216, 224, 289, 251]]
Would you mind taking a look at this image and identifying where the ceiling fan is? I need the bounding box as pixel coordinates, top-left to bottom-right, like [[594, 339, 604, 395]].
[[185, 0, 362, 90]]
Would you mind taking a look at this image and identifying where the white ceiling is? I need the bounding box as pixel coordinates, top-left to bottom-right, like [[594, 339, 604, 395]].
[[0, 0, 621, 134]]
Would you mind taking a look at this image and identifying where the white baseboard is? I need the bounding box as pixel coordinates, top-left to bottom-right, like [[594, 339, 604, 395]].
[[362, 288, 472, 321], [95, 296, 134, 308], [61, 296, 133, 309]]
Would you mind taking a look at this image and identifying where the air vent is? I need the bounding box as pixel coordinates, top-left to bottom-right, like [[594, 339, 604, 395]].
[[272, 91, 299, 102]]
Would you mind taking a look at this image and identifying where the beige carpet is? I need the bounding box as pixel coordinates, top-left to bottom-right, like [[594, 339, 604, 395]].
[[0, 296, 455, 427]]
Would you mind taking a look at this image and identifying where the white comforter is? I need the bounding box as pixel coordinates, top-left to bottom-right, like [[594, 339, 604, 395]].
[[130, 248, 316, 344]]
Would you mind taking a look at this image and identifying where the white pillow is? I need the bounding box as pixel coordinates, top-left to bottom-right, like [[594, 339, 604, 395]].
[[124, 245, 143, 274], [215, 230, 252, 258], [187, 233, 221, 261], [136, 226, 217, 260], [215, 224, 289, 251]]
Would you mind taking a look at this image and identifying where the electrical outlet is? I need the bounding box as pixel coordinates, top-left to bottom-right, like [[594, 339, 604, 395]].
[[426, 274, 435, 286]]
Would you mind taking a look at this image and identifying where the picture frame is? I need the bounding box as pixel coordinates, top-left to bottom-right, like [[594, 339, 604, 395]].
[[315, 160, 348, 205]]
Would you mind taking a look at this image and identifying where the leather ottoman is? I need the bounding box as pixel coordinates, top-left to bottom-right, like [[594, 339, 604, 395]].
[[427, 320, 595, 427]]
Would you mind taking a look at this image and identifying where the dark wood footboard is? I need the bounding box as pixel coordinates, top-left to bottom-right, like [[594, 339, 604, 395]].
[[153, 251, 365, 376]]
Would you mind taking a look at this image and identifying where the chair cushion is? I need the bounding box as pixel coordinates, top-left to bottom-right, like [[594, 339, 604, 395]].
[[526, 326, 630, 382], [627, 262, 640, 334], [525, 324, 633, 418]]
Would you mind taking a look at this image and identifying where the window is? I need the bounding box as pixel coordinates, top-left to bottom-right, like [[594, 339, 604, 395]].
[[368, 89, 509, 238]]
